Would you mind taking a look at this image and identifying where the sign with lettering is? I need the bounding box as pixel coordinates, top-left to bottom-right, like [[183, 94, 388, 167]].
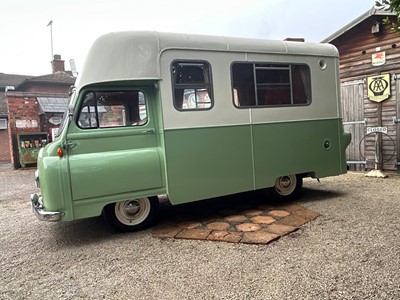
[[16, 119, 38, 129], [367, 74, 391, 102], [367, 127, 387, 134]]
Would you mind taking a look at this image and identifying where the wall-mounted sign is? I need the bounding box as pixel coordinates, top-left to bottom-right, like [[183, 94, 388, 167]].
[[16, 119, 38, 129], [372, 51, 386, 66], [367, 74, 391, 102], [49, 116, 62, 125]]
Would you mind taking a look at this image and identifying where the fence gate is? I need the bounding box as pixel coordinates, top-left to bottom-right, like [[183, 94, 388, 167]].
[[341, 80, 366, 171]]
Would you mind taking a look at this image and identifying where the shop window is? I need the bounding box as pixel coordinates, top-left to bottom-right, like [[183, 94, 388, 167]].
[[78, 91, 147, 129], [172, 61, 213, 110]]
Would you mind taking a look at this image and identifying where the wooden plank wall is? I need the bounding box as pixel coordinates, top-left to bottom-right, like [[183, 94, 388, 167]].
[[341, 81, 365, 171], [334, 16, 400, 171], [335, 20, 400, 81]]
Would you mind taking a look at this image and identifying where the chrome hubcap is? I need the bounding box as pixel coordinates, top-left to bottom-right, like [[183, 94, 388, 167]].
[[124, 201, 141, 217], [275, 175, 296, 196], [115, 198, 151, 226], [280, 176, 292, 188]]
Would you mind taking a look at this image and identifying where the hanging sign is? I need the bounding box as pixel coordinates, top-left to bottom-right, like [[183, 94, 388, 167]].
[[367, 74, 391, 102], [372, 51, 386, 66], [49, 116, 62, 125], [367, 127, 387, 134]]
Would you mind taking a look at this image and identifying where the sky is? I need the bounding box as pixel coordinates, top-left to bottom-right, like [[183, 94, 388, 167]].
[[0, 0, 375, 76]]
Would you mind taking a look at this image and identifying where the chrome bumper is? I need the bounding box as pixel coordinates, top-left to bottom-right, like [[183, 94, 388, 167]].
[[30, 193, 63, 222]]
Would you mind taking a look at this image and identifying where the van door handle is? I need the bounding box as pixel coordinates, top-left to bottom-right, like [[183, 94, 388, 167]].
[[142, 129, 155, 134], [66, 140, 77, 148]]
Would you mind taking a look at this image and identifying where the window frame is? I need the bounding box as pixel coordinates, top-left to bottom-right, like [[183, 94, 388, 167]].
[[231, 62, 312, 109], [76, 89, 149, 130], [171, 60, 214, 112], [0, 118, 7, 130]]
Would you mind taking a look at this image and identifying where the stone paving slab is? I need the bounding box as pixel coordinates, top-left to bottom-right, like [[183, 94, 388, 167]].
[[152, 192, 319, 245]]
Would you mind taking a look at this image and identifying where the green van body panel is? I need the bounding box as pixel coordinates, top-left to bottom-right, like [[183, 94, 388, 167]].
[[164, 125, 254, 204], [32, 31, 350, 223], [164, 119, 349, 205], [66, 127, 162, 202], [252, 118, 348, 189], [37, 141, 73, 220]]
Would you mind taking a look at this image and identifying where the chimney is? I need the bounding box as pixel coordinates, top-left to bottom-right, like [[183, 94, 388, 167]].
[[51, 54, 65, 73]]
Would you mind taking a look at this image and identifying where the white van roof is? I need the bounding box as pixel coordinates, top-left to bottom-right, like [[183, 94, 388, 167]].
[[75, 31, 338, 89]]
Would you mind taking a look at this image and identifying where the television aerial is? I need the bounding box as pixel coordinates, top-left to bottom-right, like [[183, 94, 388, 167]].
[[69, 59, 78, 77]]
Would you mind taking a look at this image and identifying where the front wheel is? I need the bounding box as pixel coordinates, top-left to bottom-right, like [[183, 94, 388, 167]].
[[269, 174, 303, 201], [103, 197, 159, 232]]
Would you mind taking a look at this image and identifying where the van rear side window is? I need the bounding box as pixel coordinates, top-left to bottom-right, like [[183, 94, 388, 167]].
[[232, 63, 311, 107], [77, 91, 147, 129], [171, 61, 213, 111]]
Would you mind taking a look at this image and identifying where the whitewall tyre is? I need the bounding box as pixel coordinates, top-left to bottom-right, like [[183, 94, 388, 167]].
[[103, 197, 159, 232], [270, 174, 303, 201]]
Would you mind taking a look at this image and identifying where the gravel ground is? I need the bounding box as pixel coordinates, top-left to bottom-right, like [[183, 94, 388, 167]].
[[0, 168, 399, 300]]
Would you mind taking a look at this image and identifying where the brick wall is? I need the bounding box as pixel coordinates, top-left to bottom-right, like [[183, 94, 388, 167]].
[[52, 60, 65, 73], [0, 129, 10, 161], [7, 95, 40, 133], [42, 112, 64, 136], [7, 95, 41, 165]]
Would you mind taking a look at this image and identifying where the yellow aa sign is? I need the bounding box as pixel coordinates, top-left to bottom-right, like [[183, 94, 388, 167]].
[[367, 74, 391, 102]]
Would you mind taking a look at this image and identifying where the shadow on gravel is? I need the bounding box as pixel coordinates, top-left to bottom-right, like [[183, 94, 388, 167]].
[[44, 187, 343, 247], [157, 188, 344, 224], [47, 217, 121, 248], [300, 187, 345, 203], [157, 190, 277, 222]]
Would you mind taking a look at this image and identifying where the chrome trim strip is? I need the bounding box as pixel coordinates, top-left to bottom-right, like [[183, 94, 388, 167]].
[[347, 161, 366, 164]]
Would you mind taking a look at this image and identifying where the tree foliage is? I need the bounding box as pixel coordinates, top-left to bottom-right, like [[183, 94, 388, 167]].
[[375, 0, 400, 31]]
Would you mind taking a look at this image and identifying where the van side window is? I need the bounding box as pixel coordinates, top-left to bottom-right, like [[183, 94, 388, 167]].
[[78, 91, 148, 129], [172, 61, 213, 110], [232, 63, 311, 107]]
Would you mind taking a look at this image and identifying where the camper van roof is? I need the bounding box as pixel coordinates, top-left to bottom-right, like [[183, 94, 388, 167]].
[[75, 31, 338, 89]]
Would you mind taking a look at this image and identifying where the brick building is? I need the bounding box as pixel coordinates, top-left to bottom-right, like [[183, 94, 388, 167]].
[[0, 74, 32, 161], [1, 55, 75, 167]]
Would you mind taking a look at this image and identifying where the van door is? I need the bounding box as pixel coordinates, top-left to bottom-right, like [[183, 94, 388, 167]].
[[66, 88, 162, 203]]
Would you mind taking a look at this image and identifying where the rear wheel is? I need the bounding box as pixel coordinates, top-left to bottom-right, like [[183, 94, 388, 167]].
[[269, 174, 303, 201], [103, 197, 159, 232]]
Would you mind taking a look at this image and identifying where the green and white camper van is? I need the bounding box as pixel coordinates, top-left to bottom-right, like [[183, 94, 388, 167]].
[[30, 31, 351, 232]]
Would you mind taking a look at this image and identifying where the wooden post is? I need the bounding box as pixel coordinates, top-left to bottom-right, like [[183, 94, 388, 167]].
[[377, 101, 383, 170]]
